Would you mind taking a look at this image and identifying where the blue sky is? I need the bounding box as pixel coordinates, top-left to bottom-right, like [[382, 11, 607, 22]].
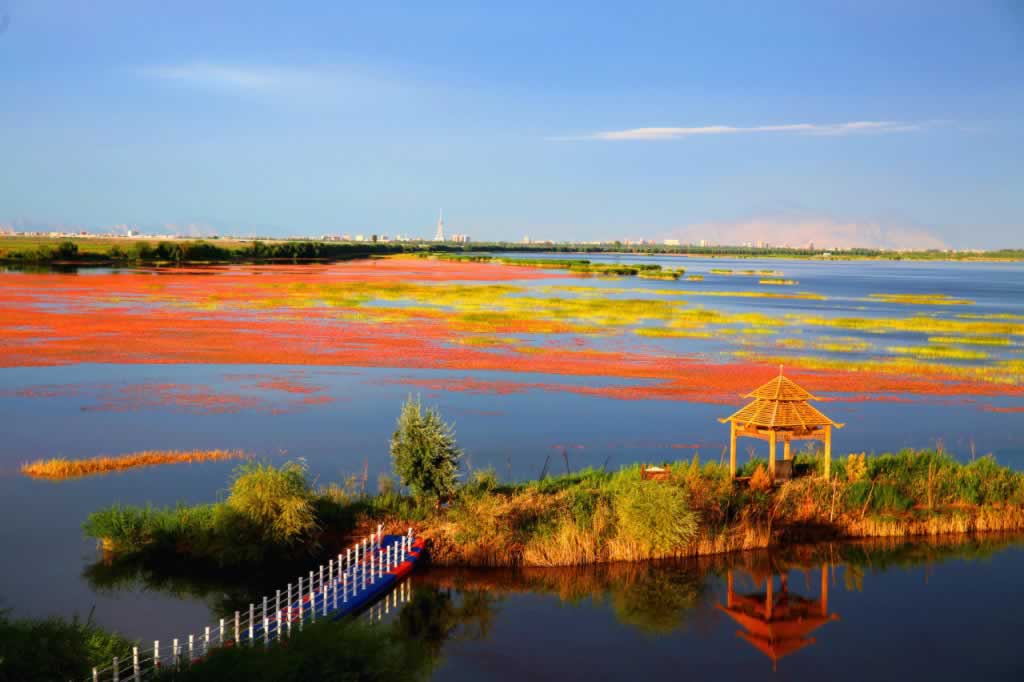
[[1, 1, 1022, 247]]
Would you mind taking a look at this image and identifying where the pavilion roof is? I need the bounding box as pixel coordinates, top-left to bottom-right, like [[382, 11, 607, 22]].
[[744, 374, 818, 401], [720, 370, 843, 430], [736, 631, 816, 663]]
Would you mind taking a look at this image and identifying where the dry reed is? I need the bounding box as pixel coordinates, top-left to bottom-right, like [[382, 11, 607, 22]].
[[21, 449, 248, 480]]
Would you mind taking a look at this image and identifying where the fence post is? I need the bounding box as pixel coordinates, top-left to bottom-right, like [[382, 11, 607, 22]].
[[234, 611, 240, 644], [188, 634, 194, 663], [204, 626, 210, 655], [153, 640, 159, 669], [133, 646, 139, 681], [262, 595, 268, 639], [320, 564, 324, 591], [112, 657, 119, 682], [275, 589, 281, 633], [249, 603, 255, 644], [92, 667, 98, 682], [347, 548, 352, 571], [328, 558, 333, 587], [263, 612, 269, 647], [172, 639, 179, 672], [219, 618, 225, 645], [343, 570, 348, 602]]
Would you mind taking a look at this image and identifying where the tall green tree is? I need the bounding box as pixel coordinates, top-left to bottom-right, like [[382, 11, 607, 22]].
[[390, 396, 462, 502]]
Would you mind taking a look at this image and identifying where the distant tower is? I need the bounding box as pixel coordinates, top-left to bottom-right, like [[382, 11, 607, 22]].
[[434, 209, 445, 242]]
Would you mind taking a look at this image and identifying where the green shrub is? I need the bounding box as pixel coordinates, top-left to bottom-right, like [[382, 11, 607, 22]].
[[390, 396, 462, 501], [567, 487, 601, 529], [225, 461, 318, 546], [872, 484, 915, 513], [845, 481, 873, 511], [611, 479, 697, 553], [82, 505, 157, 551], [0, 610, 133, 682]]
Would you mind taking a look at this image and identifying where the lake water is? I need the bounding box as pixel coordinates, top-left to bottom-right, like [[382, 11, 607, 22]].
[[397, 535, 1024, 682], [0, 255, 1022, 660]]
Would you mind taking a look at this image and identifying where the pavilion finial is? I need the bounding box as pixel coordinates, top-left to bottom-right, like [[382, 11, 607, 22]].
[[779, 363, 784, 376]]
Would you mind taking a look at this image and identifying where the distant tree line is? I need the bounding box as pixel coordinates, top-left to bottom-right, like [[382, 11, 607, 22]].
[[1, 236, 1022, 264]]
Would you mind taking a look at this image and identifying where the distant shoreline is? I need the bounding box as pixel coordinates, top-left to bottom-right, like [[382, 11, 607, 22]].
[[2, 234, 1022, 265]]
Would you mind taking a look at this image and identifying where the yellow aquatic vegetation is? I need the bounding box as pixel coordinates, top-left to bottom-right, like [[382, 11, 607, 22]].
[[957, 313, 1024, 321], [788, 313, 1024, 337], [811, 337, 874, 353], [709, 269, 781, 276], [683, 289, 826, 301], [687, 275, 704, 281], [867, 293, 974, 306], [22, 449, 248, 480], [731, 351, 1020, 385], [451, 335, 520, 347], [775, 338, 806, 349], [888, 345, 989, 361], [759, 278, 798, 285], [634, 328, 714, 339], [927, 335, 1013, 347]]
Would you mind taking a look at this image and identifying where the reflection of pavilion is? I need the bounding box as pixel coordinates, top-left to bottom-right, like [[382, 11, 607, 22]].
[[716, 565, 839, 671]]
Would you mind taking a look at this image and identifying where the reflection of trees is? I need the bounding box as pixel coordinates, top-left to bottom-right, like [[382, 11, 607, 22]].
[[394, 585, 500, 663], [417, 560, 711, 636], [608, 567, 706, 634], [82, 552, 313, 617]]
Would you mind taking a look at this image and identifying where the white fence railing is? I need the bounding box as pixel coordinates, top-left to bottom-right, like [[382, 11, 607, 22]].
[[87, 526, 416, 682]]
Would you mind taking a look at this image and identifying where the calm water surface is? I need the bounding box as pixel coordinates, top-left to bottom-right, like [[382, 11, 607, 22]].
[[394, 537, 1024, 682], [0, 255, 1022, 656]]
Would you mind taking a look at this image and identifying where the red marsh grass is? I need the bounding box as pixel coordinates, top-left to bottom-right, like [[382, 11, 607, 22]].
[[1, 259, 1021, 405], [21, 449, 249, 480]]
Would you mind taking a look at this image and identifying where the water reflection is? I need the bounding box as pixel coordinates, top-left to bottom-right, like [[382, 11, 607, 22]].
[[82, 534, 1024, 680], [718, 564, 838, 671]]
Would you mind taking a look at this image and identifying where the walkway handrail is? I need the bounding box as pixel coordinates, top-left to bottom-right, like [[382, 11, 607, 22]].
[[86, 526, 419, 682]]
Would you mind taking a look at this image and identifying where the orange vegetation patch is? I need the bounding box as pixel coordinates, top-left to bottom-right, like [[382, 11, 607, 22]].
[[1, 261, 1022, 406], [980, 405, 1024, 414], [21, 449, 248, 480], [82, 383, 265, 414]]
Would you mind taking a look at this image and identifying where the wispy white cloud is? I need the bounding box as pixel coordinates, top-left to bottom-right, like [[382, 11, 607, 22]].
[[138, 63, 329, 91], [558, 120, 926, 141]]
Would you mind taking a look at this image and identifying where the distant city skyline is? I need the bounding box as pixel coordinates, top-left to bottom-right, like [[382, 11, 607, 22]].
[[1, 1, 1022, 248]]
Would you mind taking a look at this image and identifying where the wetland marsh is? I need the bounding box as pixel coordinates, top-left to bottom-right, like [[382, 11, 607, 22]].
[[1, 254, 1022, 678]]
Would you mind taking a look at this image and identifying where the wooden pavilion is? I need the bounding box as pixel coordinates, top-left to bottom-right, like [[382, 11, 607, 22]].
[[716, 564, 839, 672], [719, 368, 843, 481]]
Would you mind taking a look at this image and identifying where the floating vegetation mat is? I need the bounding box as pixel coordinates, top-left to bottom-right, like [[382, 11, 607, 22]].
[[1, 258, 1021, 409], [21, 449, 249, 480], [867, 293, 974, 306]]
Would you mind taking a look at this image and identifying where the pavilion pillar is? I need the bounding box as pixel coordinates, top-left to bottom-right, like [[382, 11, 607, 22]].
[[820, 563, 829, 616], [768, 431, 777, 481], [765, 576, 774, 620], [729, 421, 737, 479], [783, 438, 792, 461], [823, 425, 832, 479], [726, 570, 734, 609]]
